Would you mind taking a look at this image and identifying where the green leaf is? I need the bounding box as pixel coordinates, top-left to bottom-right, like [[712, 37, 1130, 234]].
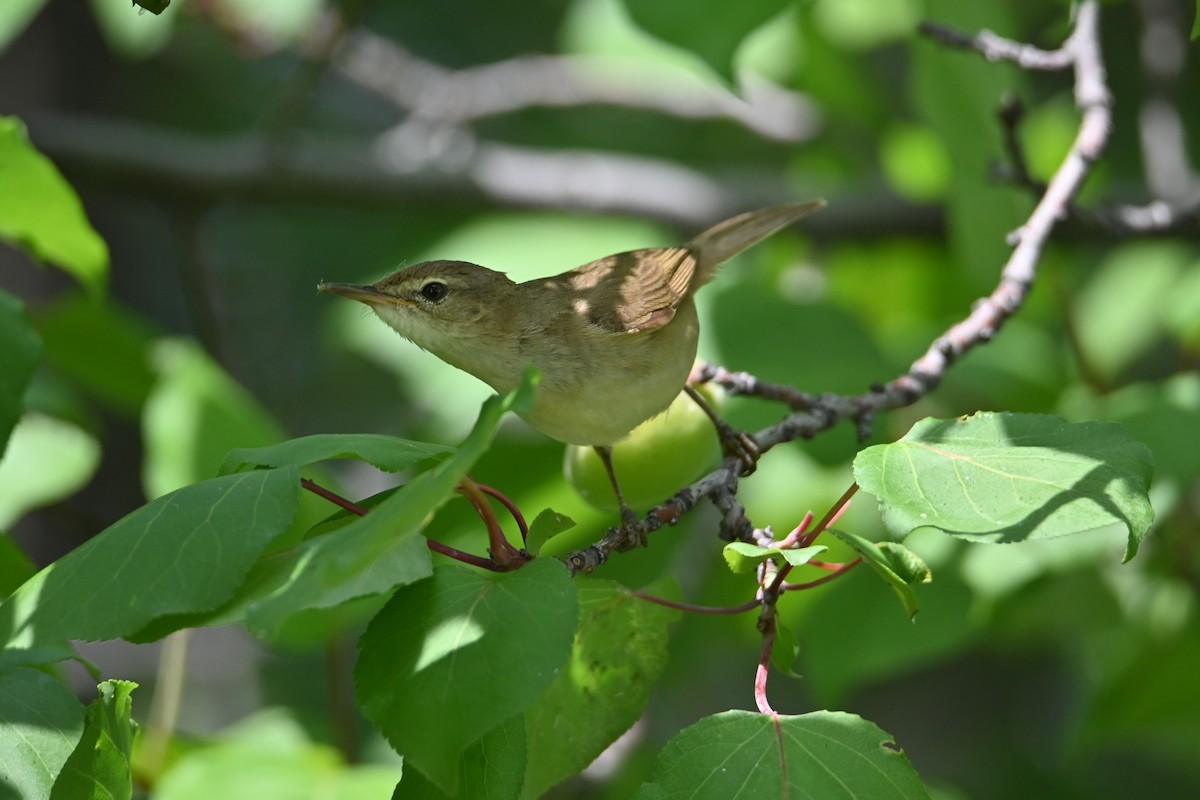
[[220, 433, 453, 476], [240, 375, 537, 637], [397, 714, 526, 800], [355, 559, 578, 795], [143, 339, 286, 498], [0, 667, 86, 798], [153, 709, 402, 800], [0, 0, 49, 63], [634, 710, 930, 799], [0, 467, 299, 658], [723, 541, 826, 574], [771, 620, 803, 679], [1073, 241, 1193, 382], [0, 289, 41, 457], [0, 533, 36, 598], [912, 1, 1027, 286], [828, 530, 929, 620], [0, 414, 101, 530], [0, 116, 109, 295], [36, 296, 157, 416], [50, 680, 138, 800], [853, 413, 1155, 561], [523, 578, 680, 799], [621, 0, 791, 81], [525, 508, 576, 556]]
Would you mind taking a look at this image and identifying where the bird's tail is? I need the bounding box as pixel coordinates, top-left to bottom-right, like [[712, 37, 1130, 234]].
[[688, 199, 825, 283]]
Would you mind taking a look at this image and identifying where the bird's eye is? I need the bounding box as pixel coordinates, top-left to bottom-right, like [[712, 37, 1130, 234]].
[[419, 281, 448, 302]]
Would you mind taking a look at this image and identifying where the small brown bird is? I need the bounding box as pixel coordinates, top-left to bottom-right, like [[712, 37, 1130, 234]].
[[320, 201, 824, 535]]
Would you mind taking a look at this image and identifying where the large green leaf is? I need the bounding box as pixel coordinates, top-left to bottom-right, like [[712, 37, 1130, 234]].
[[50, 680, 138, 800], [0, 117, 108, 295], [522, 578, 680, 799], [397, 714, 526, 799], [0, 467, 299, 660], [220, 433, 453, 475], [621, 0, 792, 81], [0, 667, 85, 798], [854, 413, 1155, 561], [0, 289, 40, 458], [634, 710, 930, 799], [355, 559, 579, 795]]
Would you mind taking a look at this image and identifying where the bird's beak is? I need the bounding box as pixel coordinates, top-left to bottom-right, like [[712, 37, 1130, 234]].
[[318, 282, 393, 305]]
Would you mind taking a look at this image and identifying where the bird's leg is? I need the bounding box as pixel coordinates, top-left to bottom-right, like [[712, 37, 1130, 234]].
[[684, 385, 760, 476], [594, 445, 647, 549]]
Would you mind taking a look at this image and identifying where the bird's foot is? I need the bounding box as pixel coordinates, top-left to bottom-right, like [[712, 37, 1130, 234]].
[[607, 505, 648, 551], [685, 385, 760, 476]]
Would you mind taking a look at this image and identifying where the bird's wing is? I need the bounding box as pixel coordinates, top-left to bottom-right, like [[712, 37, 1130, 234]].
[[566, 246, 698, 334]]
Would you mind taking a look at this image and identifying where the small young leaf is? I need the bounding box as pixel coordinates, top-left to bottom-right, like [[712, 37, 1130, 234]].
[[771, 620, 803, 679], [523, 578, 681, 799], [723, 541, 826, 574], [50, 680, 138, 800], [355, 560, 578, 795], [525, 508, 576, 555], [829, 530, 926, 620], [0, 116, 109, 294], [722, 541, 775, 573], [220, 433, 454, 475], [0, 667, 85, 798], [854, 413, 1155, 561], [634, 710, 930, 799]]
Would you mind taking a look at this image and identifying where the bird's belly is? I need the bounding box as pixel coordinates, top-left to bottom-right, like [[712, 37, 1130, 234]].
[[520, 308, 699, 445]]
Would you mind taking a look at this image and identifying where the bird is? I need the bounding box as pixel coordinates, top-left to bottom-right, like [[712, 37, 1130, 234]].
[[320, 200, 824, 542]]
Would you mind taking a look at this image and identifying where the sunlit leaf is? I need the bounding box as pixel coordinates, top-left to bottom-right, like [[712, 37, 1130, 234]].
[[0, 116, 108, 294], [0, 667, 85, 798], [0, 414, 101, 529], [854, 413, 1155, 561], [355, 559, 578, 794]]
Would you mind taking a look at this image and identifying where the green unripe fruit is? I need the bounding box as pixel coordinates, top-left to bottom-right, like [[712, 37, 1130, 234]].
[[564, 385, 724, 512]]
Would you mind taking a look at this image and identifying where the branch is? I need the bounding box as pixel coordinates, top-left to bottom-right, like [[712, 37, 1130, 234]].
[[337, 30, 821, 143], [566, 1, 1114, 574]]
